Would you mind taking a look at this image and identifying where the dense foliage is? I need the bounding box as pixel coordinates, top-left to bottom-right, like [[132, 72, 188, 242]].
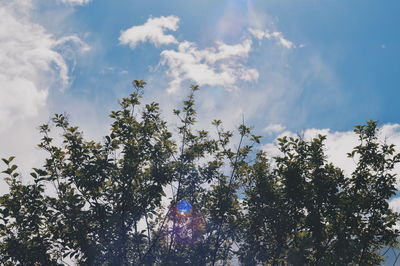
[[0, 81, 399, 265]]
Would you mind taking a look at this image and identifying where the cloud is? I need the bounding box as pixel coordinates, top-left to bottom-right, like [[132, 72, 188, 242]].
[[0, 0, 90, 197], [58, 0, 91, 5], [389, 197, 400, 213], [160, 39, 258, 93], [119, 16, 180, 48], [388, 197, 400, 231], [120, 15, 303, 96], [0, 0, 88, 129], [249, 28, 296, 49], [263, 123, 285, 135], [55, 35, 91, 52], [120, 15, 262, 94]]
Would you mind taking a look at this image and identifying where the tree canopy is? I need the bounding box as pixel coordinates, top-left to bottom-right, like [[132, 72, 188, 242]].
[[0, 81, 399, 265]]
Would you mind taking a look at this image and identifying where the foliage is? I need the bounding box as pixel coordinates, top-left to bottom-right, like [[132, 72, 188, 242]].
[[0, 81, 399, 265]]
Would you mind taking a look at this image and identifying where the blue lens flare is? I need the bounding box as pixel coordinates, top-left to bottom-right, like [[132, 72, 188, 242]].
[[177, 200, 191, 215], [162, 200, 205, 246]]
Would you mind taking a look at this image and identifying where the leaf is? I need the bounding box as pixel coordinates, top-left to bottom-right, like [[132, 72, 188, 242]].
[[2, 169, 11, 175], [133, 79, 147, 89], [8, 156, 15, 163], [10, 165, 17, 172], [33, 168, 47, 176]]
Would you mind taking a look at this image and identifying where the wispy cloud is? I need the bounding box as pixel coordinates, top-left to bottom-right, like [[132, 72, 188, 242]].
[[263, 123, 285, 135], [55, 35, 91, 52], [58, 0, 91, 5], [249, 28, 296, 49], [119, 16, 180, 48]]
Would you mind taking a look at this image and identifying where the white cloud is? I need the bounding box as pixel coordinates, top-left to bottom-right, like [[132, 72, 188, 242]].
[[0, 0, 88, 130], [249, 28, 296, 49], [389, 197, 400, 213], [120, 15, 302, 95], [263, 123, 285, 135], [389, 197, 400, 231], [160, 39, 258, 93], [119, 16, 180, 48], [58, 0, 91, 5]]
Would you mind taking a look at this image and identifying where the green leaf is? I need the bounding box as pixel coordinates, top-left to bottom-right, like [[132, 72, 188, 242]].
[[10, 165, 17, 172]]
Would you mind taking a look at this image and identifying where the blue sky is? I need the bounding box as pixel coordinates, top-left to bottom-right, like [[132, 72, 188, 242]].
[[1, 0, 400, 263], [37, 0, 400, 134]]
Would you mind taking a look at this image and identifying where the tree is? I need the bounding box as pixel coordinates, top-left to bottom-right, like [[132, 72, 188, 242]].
[[239, 124, 400, 265], [0, 81, 399, 265]]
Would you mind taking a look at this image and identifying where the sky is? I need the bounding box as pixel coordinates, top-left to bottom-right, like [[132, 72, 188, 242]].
[[1, 0, 400, 263]]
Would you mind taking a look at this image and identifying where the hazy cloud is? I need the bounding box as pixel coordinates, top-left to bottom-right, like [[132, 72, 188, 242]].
[[58, 0, 91, 5], [263, 123, 285, 135]]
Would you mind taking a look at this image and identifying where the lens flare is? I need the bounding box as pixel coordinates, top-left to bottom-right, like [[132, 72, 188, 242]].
[[161, 200, 205, 246], [177, 200, 192, 215]]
